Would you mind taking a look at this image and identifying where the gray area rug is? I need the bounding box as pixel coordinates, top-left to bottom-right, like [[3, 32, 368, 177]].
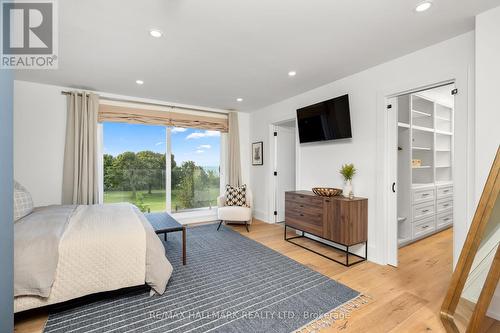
[[44, 224, 360, 333]]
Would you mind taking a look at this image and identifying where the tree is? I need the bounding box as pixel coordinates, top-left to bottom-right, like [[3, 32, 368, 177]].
[[103, 154, 115, 191], [112, 151, 146, 196], [136, 151, 164, 194], [178, 161, 196, 209]]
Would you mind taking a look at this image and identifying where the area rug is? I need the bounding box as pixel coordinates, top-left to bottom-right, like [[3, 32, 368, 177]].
[[44, 224, 368, 333]]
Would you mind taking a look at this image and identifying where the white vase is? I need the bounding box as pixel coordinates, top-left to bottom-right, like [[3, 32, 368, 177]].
[[343, 180, 352, 198]]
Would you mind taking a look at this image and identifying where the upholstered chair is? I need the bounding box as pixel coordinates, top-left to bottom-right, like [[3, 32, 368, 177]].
[[216, 189, 253, 232]]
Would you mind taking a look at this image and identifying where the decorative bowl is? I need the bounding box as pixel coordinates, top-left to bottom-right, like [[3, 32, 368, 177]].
[[312, 187, 343, 197]]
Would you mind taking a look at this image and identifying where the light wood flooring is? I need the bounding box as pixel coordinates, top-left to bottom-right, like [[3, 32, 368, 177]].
[[14, 219, 498, 333]]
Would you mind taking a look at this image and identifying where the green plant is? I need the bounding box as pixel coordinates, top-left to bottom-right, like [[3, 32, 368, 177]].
[[339, 163, 356, 181], [134, 192, 149, 212]]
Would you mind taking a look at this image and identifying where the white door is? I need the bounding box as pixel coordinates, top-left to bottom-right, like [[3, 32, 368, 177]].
[[387, 97, 399, 267], [274, 124, 296, 222]]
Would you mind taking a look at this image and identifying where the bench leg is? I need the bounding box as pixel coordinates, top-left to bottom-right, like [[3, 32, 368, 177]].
[[164, 233, 167, 241], [182, 227, 186, 265], [245, 221, 250, 232], [217, 220, 223, 231]]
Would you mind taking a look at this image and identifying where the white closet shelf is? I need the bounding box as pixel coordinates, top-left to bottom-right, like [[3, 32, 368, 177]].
[[436, 130, 453, 136], [435, 116, 451, 121], [412, 125, 434, 133], [398, 122, 410, 128], [412, 146, 432, 151], [436, 165, 451, 168], [412, 110, 432, 117], [412, 165, 432, 169], [436, 149, 451, 152]]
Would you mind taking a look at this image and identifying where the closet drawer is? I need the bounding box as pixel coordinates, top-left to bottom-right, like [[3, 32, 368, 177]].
[[437, 185, 453, 198], [412, 201, 435, 221], [437, 211, 453, 229], [437, 198, 453, 213], [412, 187, 435, 204], [413, 217, 436, 239]]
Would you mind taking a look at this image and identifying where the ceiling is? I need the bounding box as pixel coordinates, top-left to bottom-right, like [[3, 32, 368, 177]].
[[15, 0, 500, 112]]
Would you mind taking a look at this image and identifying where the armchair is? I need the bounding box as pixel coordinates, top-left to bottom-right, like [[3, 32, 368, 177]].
[[216, 189, 253, 232]]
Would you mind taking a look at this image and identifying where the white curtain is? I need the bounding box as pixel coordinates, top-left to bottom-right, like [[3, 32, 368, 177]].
[[228, 112, 242, 186], [62, 92, 100, 204]]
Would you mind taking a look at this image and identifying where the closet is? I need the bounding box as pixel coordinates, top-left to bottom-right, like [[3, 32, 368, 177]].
[[397, 87, 454, 247]]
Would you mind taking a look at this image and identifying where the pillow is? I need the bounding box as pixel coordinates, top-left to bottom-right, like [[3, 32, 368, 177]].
[[225, 184, 248, 207], [13, 181, 34, 221]]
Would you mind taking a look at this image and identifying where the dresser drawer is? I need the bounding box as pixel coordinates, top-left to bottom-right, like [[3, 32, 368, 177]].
[[437, 211, 453, 229], [437, 197, 453, 213], [285, 215, 323, 236], [286, 193, 323, 208], [412, 187, 435, 204], [286, 209, 322, 224], [412, 201, 435, 221], [413, 217, 436, 239], [437, 185, 453, 198]]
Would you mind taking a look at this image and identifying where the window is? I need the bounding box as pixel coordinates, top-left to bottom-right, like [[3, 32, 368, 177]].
[[102, 123, 221, 213]]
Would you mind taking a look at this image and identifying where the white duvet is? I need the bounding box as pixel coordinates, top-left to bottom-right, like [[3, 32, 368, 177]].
[[14, 203, 173, 313]]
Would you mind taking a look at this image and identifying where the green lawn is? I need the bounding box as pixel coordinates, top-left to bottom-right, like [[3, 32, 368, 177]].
[[104, 187, 220, 212]]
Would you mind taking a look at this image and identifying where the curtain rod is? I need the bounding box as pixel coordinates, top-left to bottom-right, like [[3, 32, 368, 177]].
[[60, 91, 230, 115]]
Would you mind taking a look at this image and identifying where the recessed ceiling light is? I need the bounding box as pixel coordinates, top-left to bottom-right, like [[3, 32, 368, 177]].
[[415, 1, 432, 12], [149, 29, 163, 38], [136, 80, 144, 85], [236, 98, 243, 102], [288, 71, 297, 77]]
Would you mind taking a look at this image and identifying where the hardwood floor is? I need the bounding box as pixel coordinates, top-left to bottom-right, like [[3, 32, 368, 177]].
[[13, 219, 496, 333]]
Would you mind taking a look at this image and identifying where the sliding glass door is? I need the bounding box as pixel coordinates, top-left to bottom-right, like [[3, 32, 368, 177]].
[[170, 128, 221, 212], [102, 123, 221, 213]]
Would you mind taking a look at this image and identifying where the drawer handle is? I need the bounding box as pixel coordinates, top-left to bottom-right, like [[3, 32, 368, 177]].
[[443, 190, 450, 193], [422, 209, 429, 213], [300, 195, 305, 198], [299, 205, 304, 208], [443, 217, 451, 221], [300, 213, 304, 217], [325, 200, 330, 202], [443, 204, 450, 207], [422, 193, 430, 197], [422, 225, 430, 229]]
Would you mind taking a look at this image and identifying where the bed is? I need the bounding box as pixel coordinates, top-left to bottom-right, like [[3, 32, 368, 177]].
[[14, 203, 173, 313]]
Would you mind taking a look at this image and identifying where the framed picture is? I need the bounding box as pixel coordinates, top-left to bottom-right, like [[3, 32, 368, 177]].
[[252, 141, 263, 165]]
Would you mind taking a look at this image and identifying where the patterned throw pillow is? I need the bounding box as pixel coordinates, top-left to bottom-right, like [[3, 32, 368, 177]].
[[225, 184, 248, 207], [14, 181, 34, 221]]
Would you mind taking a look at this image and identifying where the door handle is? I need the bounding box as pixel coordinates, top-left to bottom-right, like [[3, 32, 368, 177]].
[[392, 182, 396, 193]]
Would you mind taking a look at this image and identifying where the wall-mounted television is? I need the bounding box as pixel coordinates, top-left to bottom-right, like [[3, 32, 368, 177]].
[[296, 94, 352, 143]]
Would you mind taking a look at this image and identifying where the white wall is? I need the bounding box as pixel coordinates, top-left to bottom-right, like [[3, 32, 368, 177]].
[[475, 5, 500, 320], [14, 80, 251, 207], [475, 6, 500, 206], [249, 32, 475, 264], [14, 81, 67, 206]]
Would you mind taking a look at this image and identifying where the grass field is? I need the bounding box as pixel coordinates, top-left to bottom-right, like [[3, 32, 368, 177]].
[[104, 187, 220, 212]]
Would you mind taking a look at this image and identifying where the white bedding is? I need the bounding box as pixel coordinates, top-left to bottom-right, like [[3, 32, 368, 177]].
[[14, 203, 172, 313]]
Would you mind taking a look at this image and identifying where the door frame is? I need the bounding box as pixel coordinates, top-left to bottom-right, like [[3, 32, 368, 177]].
[[269, 118, 298, 223], [376, 68, 473, 267]]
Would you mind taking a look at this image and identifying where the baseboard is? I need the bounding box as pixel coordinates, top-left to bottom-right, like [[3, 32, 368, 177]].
[[253, 209, 272, 223]]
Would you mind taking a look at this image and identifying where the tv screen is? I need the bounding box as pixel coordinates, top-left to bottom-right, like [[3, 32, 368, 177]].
[[296, 94, 352, 143]]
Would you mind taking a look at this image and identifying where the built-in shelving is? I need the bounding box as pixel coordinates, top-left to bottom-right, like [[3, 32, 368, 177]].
[[412, 110, 432, 117], [397, 89, 454, 248], [412, 146, 431, 151]]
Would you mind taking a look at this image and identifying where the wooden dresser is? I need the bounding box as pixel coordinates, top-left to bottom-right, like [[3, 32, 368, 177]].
[[285, 190, 368, 266]]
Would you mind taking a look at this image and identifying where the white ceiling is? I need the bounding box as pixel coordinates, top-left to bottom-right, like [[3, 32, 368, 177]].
[[15, 0, 500, 111]]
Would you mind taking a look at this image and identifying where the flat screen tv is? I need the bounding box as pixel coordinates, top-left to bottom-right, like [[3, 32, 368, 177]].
[[296, 94, 352, 143]]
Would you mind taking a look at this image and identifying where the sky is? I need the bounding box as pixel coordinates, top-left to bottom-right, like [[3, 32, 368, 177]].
[[103, 123, 221, 167]]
